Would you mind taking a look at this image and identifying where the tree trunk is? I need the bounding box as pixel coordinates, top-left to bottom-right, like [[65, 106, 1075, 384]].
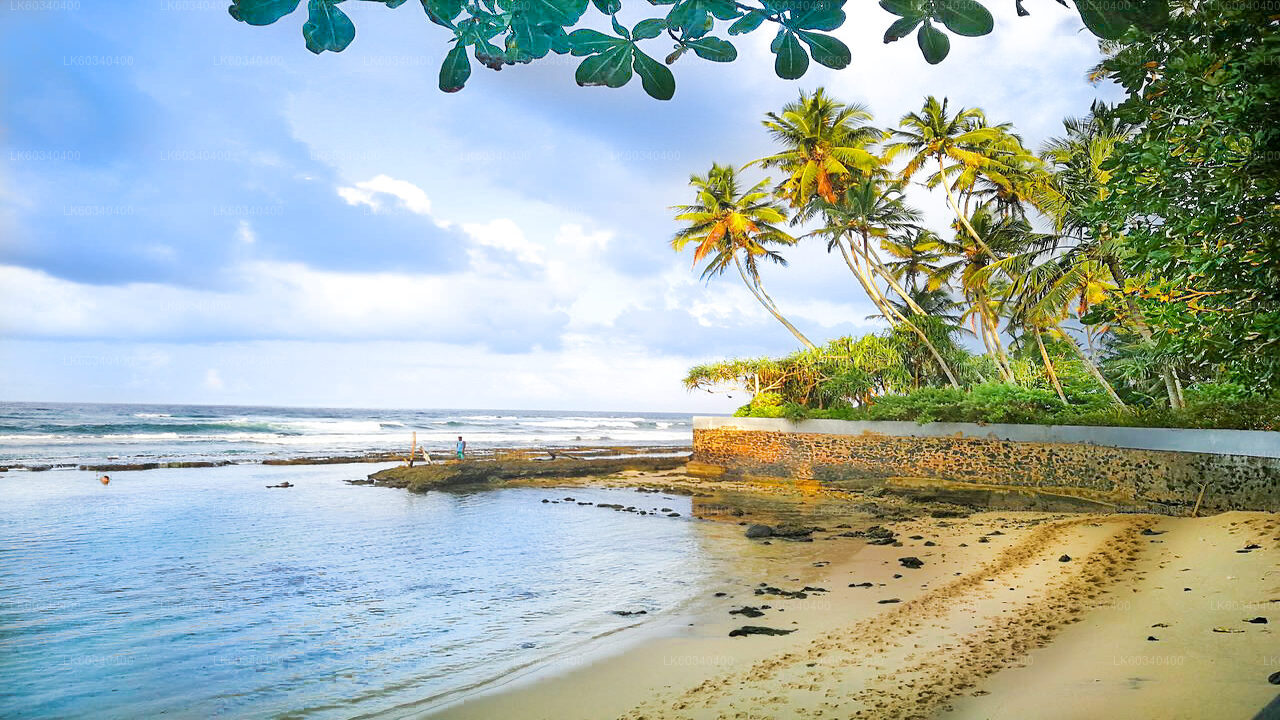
[[939, 157, 997, 259], [1034, 330, 1068, 404], [839, 239, 962, 389], [735, 254, 816, 349], [1060, 327, 1126, 407]]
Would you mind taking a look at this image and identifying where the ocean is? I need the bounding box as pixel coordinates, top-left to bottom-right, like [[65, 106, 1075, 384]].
[[0, 403, 693, 469], [0, 403, 751, 719]]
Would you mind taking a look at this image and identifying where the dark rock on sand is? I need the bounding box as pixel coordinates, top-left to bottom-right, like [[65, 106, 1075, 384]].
[[729, 626, 795, 637], [1269, 671, 1280, 685], [1147, 636, 1159, 641], [923, 541, 936, 546], [1246, 617, 1268, 624], [1140, 528, 1166, 536], [849, 582, 873, 588], [899, 557, 924, 569], [878, 598, 901, 604], [773, 525, 820, 538], [730, 606, 765, 618], [611, 610, 648, 617], [745, 524, 774, 539], [713, 592, 728, 597], [1059, 555, 1072, 562]]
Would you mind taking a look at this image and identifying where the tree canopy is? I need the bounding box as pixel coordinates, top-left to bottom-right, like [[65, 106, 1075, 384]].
[[227, 0, 1172, 99]]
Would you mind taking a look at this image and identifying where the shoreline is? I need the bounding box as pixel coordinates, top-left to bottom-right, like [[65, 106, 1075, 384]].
[[422, 470, 1280, 720]]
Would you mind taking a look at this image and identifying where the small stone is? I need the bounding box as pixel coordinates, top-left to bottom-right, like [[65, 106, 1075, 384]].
[[728, 625, 794, 637], [899, 557, 924, 569], [1245, 617, 1268, 624], [1059, 555, 1072, 562], [1147, 636, 1159, 641], [1270, 671, 1280, 685], [745, 524, 774, 539], [878, 598, 901, 604]]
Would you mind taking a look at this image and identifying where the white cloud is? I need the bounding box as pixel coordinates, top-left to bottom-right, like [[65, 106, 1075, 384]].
[[462, 217, 545, 267], [337, 174, 446, 226]]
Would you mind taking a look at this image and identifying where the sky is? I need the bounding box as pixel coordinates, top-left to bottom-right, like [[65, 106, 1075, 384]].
[[0, 0, 1120, 412]]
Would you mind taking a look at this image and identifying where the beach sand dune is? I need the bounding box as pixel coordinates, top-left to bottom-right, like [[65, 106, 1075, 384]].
[[436, 507, 1278, 720]]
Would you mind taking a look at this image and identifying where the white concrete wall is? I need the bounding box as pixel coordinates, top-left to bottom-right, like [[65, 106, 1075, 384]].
[[693, 416, 1280, 460]]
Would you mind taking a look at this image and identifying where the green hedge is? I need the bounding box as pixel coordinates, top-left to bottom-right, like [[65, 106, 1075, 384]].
[[735, 382, 1280, 431]]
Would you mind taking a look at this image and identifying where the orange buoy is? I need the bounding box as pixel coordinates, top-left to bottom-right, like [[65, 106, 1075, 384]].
[[99, 475, 110, 486]]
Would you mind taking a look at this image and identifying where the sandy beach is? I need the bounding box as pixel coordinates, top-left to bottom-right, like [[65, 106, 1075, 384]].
[[430, 470, 1280, 720]]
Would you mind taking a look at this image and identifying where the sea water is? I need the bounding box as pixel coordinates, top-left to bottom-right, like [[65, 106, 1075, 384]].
[[0, 463, 736, 719], [0, 403, 693, 468]]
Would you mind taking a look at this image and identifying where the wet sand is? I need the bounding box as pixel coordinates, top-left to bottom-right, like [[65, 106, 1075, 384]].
[[430, 471, 1279, 720]]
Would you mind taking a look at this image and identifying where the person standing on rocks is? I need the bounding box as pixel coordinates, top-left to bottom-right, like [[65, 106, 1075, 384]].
[[455, 436, 466, 461]]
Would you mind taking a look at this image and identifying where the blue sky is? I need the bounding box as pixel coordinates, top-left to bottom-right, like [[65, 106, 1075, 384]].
[[0, 1, 1119, 411]]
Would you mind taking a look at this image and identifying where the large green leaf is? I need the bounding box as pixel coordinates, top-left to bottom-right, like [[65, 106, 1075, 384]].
[[421, 0, 463, 28], [592, 0, 621, 13], [772, 31, 808, 79], [575, 43, 634, 87], [877, 0, 921, 17], [882, 15, 920, 42], [1074, 0, 1132, 40], [798, 30, 849, 69], [916, 21, 949, 64], [632, 17, 667, 40], [303, 0, 355, 53], [686, 36, 737, 62], [728, 10, 765, 35], [632, 48, 675, 99], [789, 0, 844, 31], [508, 14, 554, 61], [935, 0, 992, 37], [520, 0, 590, 28], [439, 42, 471, 92], [567, 28, 624, 55], [228, 0, 301, 25]]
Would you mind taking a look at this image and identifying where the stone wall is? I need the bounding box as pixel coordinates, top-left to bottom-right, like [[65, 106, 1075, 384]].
[[691, 418, 1280, 514]]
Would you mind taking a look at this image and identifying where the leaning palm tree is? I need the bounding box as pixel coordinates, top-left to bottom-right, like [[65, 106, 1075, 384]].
[[886, 97, 1021, 257], [807, 177, 962, 387], [751, 88, 883, 207], [937, 206, 1053, 382], [671, 164, 816, 349], [989, 252, 1127, 407]]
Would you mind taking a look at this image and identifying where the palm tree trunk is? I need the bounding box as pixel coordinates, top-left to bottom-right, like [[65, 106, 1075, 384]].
[[840, 239, 962, 389], [734, 254, 816, 349], [1034, 329, 1068, 404], [938, 157, 997, 259], [1058, 327, 1126, 407]]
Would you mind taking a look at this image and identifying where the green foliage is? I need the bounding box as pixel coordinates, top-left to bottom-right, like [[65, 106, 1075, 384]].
[[746, 382, 1280, 431], [227, 0, 1166, 99], [1084, 2, 1280, 388]]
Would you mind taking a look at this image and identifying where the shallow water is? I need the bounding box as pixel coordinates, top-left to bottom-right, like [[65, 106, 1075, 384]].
[[0, 464, 739, 719]]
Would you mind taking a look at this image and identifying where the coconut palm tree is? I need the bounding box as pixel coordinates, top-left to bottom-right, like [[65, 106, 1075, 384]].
[[671, 164, 816, 349], [751, 88, 883, 207], [886, 97, 1018, 256], [936, 206, 1055, 382], [807, 177, 963, 388]]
